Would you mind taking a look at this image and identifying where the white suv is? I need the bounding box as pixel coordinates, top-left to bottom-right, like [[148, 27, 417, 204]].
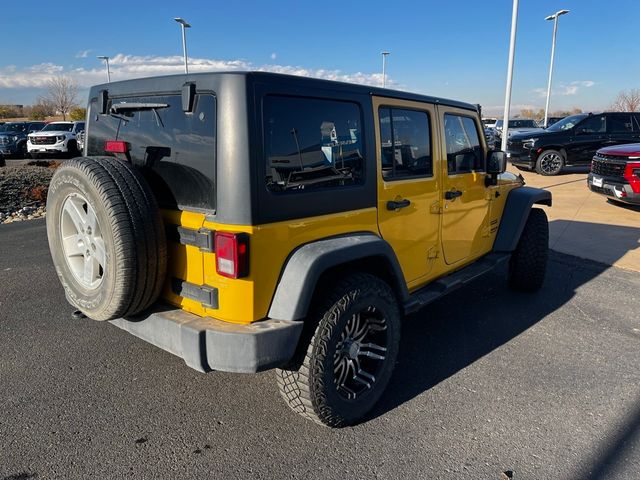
[[27, 121, 85, 158]]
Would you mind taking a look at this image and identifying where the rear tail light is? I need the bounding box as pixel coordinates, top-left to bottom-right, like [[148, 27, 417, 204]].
[[104, 140, 129, 153], [214, 232, 249, 279], [624, 162, 640, 193]]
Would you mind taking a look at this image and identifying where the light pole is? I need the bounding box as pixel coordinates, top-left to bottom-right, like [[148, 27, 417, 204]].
[[174, 17, 191, 74], [543, 9, 570, 128], [381, 51, 390, 88], [501, 0, 519, 152], [97, 55, 111, 83]]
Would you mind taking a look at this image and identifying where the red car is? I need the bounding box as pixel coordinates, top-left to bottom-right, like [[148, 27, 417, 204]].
[[588, 144, 640, 205]]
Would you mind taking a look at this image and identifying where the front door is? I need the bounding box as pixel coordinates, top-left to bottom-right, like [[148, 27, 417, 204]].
[[374, 97, 440, 286], [438, 107, 491, 265]]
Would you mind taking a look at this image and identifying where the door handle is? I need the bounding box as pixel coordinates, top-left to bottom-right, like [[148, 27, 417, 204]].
[[386, 199, 411, 210], [444, 190, 463, 200]]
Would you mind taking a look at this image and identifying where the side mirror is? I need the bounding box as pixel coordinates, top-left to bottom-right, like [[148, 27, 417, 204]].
[[485, 150, 506, 186], [487, 150, 506, 174]]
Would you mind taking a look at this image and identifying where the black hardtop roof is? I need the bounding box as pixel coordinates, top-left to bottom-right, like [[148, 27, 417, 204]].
[[91, 71, 478, 112]]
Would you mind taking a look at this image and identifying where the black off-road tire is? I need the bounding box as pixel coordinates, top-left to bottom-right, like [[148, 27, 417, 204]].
[[47, 156, 166, 320], [508, 208, 549, 292], [66, 140, 79, 158], [30, 152, 39, 160], [535, 149, 564, 176], [18, 141, 28, 159], [276, 272, 401, 427]]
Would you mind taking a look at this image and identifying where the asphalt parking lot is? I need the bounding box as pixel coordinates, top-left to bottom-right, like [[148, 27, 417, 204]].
[[1, 219, 639, 479]]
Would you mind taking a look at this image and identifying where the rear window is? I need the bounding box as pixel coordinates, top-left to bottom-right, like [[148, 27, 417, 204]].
[[263, 95, 364, 192], [88, 94, 216, 212]]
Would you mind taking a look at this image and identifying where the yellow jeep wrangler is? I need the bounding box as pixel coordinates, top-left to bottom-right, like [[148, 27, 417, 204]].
[[46, 72, 551, 427]]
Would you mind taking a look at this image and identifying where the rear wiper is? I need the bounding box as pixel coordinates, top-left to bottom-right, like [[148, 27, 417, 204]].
[[110, 102, 168, 127], [110, 102, 169, 112]]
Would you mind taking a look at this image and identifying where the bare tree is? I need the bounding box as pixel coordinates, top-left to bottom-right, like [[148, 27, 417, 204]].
[[610, 89, 640, 112], [24, 97, 56, 120], [519, 108, 535, 119], [44, 76, 78, 120]]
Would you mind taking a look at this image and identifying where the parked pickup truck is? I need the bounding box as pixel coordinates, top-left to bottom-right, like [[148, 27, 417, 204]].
[[27, 121, 85, 158], [588, 144, 640, 205]]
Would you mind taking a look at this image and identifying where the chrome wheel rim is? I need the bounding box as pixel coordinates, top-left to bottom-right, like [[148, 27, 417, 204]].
[[333, 306, 388, 400], [59, 193, 106, 290], [540, 152, 562, 174]]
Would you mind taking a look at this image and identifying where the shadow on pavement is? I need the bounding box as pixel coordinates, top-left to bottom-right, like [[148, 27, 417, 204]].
[[579, 395, 640, 479], [549, 220, 640, 267], [607, 199, 640, 213], [369, 251, 613, 422]]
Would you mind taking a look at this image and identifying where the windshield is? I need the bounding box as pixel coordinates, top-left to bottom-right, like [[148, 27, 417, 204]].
[[495, 119, 539, 129], [546, 114, 588, 132], [41, 123, 73, 132], [1, 123, 26, 133], [509, 120, 538, 128]]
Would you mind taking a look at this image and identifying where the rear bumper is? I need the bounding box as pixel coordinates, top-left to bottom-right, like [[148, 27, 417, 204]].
[[110, 306, 304, 373], [587, 173, 640, 205]]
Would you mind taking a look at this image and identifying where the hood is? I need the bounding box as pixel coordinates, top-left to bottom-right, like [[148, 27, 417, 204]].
[[507, 127, 544, 137], [510, 129, 563, 141], [597, 143, 640, 157], [30, 131, 68, 136]]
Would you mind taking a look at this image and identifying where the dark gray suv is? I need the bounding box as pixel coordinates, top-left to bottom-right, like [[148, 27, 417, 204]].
[[0, 121, 46, 159]]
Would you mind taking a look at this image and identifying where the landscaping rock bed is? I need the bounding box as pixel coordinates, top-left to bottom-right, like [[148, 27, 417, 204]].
[[0, 163, 57, 224]]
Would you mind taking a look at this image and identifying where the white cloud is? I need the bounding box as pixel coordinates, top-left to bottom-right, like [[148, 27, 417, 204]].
[[532, 80, 596, 98], [0, 54, 392, 91], [75, 50, 91, 58], [270, 52, 277, 60]]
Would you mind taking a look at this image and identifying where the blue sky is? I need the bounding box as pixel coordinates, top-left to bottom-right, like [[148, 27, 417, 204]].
[[1, 0, 638, 116]]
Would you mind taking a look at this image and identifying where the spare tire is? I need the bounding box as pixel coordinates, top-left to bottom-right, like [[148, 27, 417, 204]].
[[46, 156, 167, 320]]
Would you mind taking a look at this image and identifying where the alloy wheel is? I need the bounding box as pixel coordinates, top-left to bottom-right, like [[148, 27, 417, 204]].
[[59, 193, 106, 289], [539, 152, 562, 175], [333, 306, 389, 400]]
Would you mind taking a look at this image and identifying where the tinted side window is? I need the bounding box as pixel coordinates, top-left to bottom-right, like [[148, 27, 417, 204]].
[[444, 114, 484, 174], [379, 107, 432, 179], [578, 115, 606, 133], [264, 96, 364, 192], [89, 94, 216, 211], [607, 114, 633, 133]]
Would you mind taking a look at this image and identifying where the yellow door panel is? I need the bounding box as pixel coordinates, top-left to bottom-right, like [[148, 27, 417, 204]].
[[373, 97, 440, 284], [438, 107, 492, 265]]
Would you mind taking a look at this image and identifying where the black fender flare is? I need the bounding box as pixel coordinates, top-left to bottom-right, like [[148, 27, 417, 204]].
[[493, 186, 552, 252], [268, 233, 408, 321]]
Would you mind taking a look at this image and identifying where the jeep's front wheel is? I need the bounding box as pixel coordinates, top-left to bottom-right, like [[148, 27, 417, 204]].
[[276, 273, 401, 427], [508, 208, 549, 292]]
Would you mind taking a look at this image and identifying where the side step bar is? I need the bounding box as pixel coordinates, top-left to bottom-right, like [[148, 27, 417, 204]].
[[404, 253, 510, 314]]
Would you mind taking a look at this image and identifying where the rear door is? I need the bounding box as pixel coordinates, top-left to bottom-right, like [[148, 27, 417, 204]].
[[87, 93, 217, 313], [606, 113, 637, 147], [438, 107, 491, 265], [566, 114, 607, 164], [373, 97, 440, 286]]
